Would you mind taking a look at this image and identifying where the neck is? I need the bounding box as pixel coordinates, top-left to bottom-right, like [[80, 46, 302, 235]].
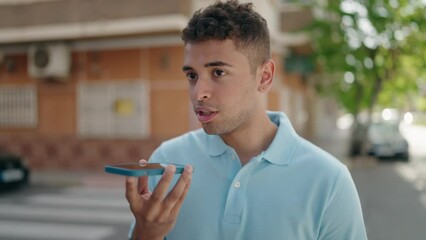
[[220, 111, 278, 165]]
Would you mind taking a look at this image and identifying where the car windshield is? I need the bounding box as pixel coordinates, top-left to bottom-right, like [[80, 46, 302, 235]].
[[368, 122, 401, 143]]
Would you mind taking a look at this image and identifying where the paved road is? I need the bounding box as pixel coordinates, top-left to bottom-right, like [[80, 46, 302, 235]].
[[351, 156, 426, 240], [313, 122, 426, 240], [349, 123, 426, 240], [0, 185, 132, 240]]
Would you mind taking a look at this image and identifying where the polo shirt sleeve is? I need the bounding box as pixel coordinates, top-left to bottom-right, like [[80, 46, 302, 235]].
[[318, 166, 368, 240]]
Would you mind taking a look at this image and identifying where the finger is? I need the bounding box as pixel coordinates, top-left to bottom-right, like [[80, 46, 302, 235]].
[[137, 159, 149, 195], [125, 177, 141, 210], [138, 176, 149, 195], [170, 175, 191, 217], [163, 165, 193, 212], [149, 164, 176, 202]]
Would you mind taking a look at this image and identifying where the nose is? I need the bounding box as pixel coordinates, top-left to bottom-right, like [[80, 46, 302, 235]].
[[192, 77, 212, 101]]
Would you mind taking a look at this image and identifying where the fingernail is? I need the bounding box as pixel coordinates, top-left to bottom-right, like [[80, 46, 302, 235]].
[[185, 165, 193, 173], [166, 164, 176, 173]]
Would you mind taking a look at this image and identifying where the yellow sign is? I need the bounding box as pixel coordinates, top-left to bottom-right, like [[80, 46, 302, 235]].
[[114, 98, 135, 116]]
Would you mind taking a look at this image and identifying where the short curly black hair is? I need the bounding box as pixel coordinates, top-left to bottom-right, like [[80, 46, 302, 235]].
[[182, 0, 271, 72]]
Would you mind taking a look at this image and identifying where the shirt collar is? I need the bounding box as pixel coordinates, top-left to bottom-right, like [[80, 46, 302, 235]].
[[262, 111, 299, 166], [207, 134, 228, 156], [206, 111, 300, 165]]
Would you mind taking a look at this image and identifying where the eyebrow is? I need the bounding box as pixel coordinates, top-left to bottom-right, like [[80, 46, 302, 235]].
[[182, 61, 233, 72]]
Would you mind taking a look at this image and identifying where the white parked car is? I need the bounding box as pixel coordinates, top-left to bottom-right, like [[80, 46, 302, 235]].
[[366, 122, 409, 161]]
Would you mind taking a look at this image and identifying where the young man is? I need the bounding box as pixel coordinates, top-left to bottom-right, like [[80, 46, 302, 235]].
[[126, 1, 367, 239]]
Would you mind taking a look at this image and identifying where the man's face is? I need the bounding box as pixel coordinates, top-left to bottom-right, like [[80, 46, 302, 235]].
[[183, 39, 261, 135]]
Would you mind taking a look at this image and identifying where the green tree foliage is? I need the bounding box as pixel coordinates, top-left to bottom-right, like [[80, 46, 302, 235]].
[[309, 0, 426, 155]]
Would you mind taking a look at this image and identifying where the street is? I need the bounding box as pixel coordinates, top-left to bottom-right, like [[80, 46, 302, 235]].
[[350, 123, 426, 240], [0, 185, 132, 240], [351, 156, 426, 240], [313, 121, 426, 240]]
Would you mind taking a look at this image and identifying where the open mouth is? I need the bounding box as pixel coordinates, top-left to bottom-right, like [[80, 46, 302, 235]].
[[195, 110, 218, 123]]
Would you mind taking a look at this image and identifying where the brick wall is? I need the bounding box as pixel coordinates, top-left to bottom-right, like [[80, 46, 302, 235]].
[[0, 135, 162, 171]]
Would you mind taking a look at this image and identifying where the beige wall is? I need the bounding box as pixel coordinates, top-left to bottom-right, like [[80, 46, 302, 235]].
[[38, 84, 76, 136]]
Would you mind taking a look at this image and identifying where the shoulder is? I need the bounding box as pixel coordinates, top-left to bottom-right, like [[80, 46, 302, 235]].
[[291, 138, 360, 210], [295, 137, 347, 174], [289, 137, 353, 194], [269, 111, 347, 175]]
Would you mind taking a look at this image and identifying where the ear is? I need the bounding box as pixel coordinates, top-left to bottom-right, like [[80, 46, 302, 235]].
[[257, 59, 275, 93]]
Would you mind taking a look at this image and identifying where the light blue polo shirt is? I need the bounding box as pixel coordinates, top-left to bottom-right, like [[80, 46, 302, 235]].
[[131, 111, 367, 240]]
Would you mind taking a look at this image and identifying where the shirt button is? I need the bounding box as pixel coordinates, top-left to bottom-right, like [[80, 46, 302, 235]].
[[234, 181, 241, 188], [232, 154, 237, 160]]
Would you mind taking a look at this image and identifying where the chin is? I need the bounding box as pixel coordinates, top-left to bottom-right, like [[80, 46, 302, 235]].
[[201, 123, 232, 136], [201, 125, 218, 135]]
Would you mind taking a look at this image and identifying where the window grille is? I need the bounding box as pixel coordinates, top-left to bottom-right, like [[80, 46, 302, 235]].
[[0, 85, 37, 128], [77, 80, 150, 139]]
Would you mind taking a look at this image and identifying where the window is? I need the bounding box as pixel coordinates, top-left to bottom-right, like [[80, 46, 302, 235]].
[[77, 81, 150, 139], [0, 85, 37, 128]]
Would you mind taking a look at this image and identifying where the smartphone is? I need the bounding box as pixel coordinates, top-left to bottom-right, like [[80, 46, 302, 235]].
[[104, 163, 185, 177]]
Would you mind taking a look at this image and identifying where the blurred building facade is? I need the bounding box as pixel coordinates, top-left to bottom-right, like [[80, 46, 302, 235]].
[[0, 0, 316, 170]]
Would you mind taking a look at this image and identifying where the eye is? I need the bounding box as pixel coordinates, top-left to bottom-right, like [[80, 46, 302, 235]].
[[213, 69, 226, 77], [186, 72, 198, 81]]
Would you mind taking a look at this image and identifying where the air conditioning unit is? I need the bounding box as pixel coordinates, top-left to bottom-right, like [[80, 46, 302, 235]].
[[28, 43, 71, 80]]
